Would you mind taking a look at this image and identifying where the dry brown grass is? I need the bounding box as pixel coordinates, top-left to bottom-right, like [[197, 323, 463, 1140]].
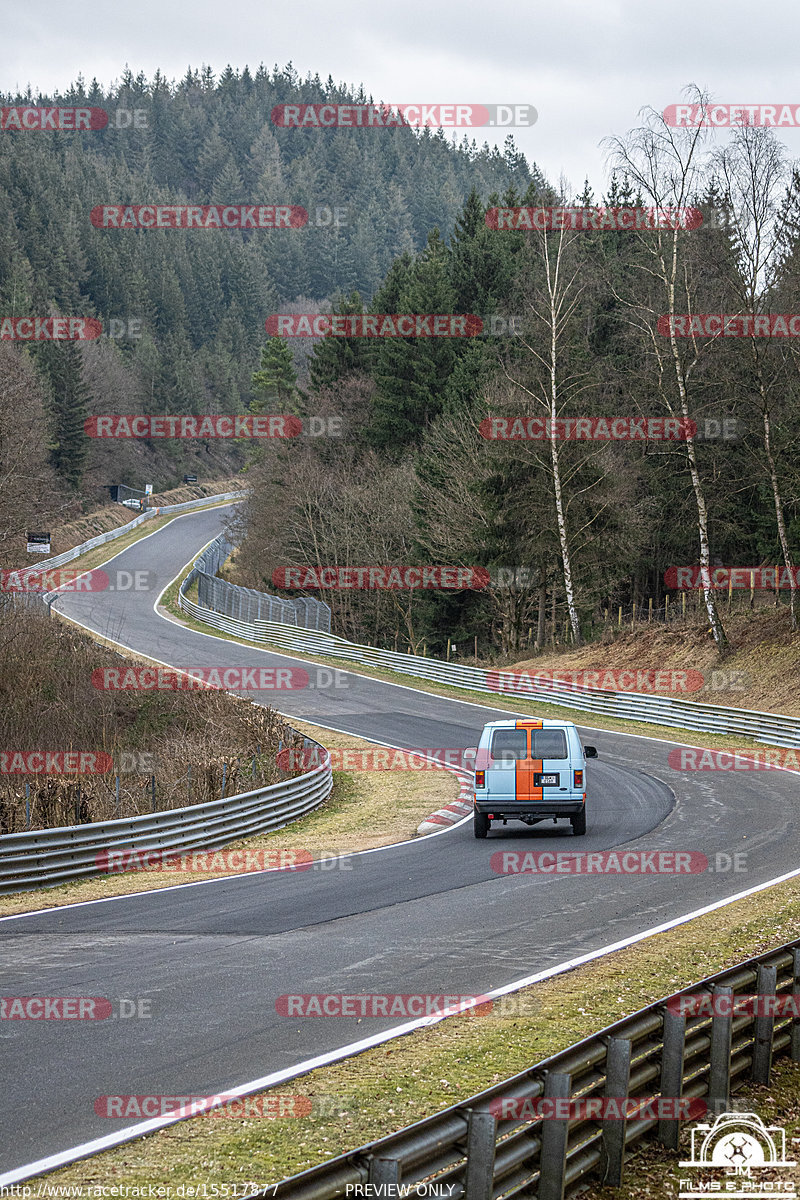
[[0, 608, 296, 833]]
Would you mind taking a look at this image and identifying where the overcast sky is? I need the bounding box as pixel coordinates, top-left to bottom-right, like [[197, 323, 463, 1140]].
[[3, 0, 800, 194]]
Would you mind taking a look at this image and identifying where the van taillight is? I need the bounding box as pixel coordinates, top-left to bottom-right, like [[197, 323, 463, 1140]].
[[574, 770, 583, 788], [476, 770, 486, 787]]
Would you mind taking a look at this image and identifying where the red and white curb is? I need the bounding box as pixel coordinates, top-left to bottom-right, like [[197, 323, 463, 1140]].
[[417, 773, 474, 835]]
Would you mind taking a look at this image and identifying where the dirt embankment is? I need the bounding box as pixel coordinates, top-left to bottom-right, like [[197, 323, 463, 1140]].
[[44, 477, 245, 559], [502, 610, 800, 716]]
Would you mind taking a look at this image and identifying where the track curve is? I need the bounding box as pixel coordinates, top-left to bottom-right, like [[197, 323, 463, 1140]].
[[1, 505, 797, 1177]]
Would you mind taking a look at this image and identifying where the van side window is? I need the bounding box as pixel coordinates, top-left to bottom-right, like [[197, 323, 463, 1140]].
[[489, 730, 528, 761], [530, 731, 568, 759]]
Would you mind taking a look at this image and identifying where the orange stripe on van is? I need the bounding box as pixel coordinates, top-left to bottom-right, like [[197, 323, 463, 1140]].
[[517, 757, 544, 801]]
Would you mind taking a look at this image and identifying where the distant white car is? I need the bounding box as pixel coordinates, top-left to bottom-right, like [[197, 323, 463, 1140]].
[[121, 498, 142, 509]]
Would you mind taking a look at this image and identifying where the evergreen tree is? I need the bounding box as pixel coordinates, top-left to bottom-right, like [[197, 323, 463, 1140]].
[[37, 341, 90, 489], [251, 338, 300, 413]]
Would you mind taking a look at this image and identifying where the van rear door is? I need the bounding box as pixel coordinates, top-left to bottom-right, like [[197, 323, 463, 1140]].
[[516, 721, 570, 804], [514, 719, 543, 805], [484, 726, 527, 803], [530, 725, 570, 797]]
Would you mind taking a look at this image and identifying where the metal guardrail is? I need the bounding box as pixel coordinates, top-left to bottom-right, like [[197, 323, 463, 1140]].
[[0, 489, 338, 895], [23, 490, 246, 574], [0, 740, 333, 894], [180, 547, 800, 750], [268, 940, 800, 1200], [4, 491, 246, 615], [191, 535, 332, 632]]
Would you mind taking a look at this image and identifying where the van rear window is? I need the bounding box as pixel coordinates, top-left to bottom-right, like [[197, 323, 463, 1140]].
[[531, 730, 568, 759], [489, 730, 527, 761]]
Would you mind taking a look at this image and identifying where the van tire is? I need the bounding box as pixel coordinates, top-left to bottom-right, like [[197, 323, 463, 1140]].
[[570, 808, 587, 836], [473, 811, 490, 839]]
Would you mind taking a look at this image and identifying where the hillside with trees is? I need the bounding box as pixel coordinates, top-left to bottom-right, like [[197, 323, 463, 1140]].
[[0, 64, 533, 552], [233, 97, 800, 658]]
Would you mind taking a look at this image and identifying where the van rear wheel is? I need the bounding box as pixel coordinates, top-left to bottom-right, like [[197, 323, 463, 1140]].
[[570, 808, 586, 836], [473, 811, 490, 839]]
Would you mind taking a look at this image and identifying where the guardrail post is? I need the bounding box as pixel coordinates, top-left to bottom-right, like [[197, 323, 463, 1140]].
[[792, 950, 800, 1063], [658, 1007, 687, 1149], [464, 1108, 497, 1200], [369, 1157, 400, 1189], [601, 1038, 631, 1186], [752, 964, 778, 1084], [708, 986, 733, 1113], [538, 1071, 571, 1200]]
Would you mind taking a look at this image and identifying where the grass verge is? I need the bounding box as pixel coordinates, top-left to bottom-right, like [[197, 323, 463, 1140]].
[[19, 528, 800, 1189], [48, 496, 238, 580], [159, 567, 787, 759], [579, 1055, 800, 1200], [38, 871, 800, 1188]]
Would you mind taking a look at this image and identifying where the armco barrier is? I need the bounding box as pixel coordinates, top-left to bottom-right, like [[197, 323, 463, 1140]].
[[0, 489, 337, 895], [180, 540, 800, 750], [0, 739, 332, 894], [265, 940, 800, 1200], [191, 534, 332, 632], [5, 490, 246, 614]]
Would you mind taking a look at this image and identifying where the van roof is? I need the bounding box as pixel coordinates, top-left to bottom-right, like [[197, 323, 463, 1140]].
[[481, 717, 577, 731]]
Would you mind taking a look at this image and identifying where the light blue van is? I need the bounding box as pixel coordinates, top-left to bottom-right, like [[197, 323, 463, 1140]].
[[470, 717, 597, 838]]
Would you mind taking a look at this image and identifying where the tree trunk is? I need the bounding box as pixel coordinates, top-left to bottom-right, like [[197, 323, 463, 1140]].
[[762, 401, 797, 630], [663, 235, 729, 653], [536, 566, 547, 650], [548, 295, 581, 646]]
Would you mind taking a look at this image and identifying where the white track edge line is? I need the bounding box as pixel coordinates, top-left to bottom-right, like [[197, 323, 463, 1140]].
[[4, 860, 800, 1186]]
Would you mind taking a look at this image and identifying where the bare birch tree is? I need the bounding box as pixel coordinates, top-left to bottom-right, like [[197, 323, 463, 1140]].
[[713, 123, 798, 628], [605, 88, 730, 651]]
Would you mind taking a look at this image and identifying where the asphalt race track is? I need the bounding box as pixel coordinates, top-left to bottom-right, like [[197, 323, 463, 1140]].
[[1, 505, 797, 1176]]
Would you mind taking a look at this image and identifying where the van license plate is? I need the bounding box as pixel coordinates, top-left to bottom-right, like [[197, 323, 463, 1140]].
[[535, 773, 559, 786]]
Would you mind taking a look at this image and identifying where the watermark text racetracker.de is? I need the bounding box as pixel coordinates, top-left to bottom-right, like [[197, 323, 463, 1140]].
[[276, 746, 475, 771], [664, 102, 800, 127], [94, 847, 355, 874], [480, 415, 694, 441], [659, 313, 800, 337], [486, 206, 702, 231], [95, 1093, 310, 1119], [91, 666, 349, 692], [668, 747, 800, 772], [0, 106, 144, 131], [273, 565, 490, 589], [480, 415, 739, 442], [0, 316, 102, 340], [0, 316, 147, 341], [490, 1097, 707, 1121], [668, 992, 800, 1017], [83, 415, 343, 439], [490, 667, 703, 694], [89, 203, 350, 230], [266, 314, 526, 338], [1, 996, 152, 1019], [267, 314, 483, 338], [491, 850, 747, 875], [271, 103, 537, 128], [275, 993, 494, 1017], [1, 751, 112, 774], [91, 205, 307, 230], [1, 568, 155, 593], [665, 565, 800, 589]]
